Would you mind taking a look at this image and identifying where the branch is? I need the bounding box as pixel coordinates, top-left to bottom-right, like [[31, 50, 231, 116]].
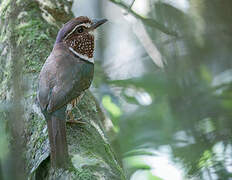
[[108, 0, 178, 36], [0, 0, 126, 179], [133, 21, 165, 68]]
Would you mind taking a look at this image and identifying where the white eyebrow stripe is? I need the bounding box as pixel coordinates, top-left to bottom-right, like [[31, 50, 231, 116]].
[[64, 23, 91, 40]]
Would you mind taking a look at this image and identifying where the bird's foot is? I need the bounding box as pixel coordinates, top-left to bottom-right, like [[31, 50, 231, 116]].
[[67, 118, 86, 125]]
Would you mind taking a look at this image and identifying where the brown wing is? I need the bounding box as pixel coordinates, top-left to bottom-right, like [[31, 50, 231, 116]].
[[37, 43, 94, 114]]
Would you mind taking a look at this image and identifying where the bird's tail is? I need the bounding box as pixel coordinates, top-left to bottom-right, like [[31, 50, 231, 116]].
[[46, 107, 69, 168]]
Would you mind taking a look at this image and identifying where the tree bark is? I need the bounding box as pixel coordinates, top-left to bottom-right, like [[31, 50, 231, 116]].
[[0, 0, 125, 179]]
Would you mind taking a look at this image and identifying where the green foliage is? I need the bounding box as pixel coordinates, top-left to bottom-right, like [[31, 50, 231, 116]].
[[101, 0, 232, 179], [102, 95, 122, 118]]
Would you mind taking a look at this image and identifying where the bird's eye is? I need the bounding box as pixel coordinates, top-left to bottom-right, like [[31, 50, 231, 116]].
[[76, 26, 85, 33]]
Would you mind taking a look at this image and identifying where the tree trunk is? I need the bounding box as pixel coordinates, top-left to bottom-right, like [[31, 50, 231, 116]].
[[0, 0, 125, 179]]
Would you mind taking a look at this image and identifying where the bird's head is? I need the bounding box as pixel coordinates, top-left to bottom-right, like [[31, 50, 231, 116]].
[[56, 16, 107, 62]]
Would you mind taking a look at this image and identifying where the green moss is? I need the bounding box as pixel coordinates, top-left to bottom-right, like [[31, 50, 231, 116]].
[[0, 0, 11, 17], [10, 3, 58, 74], [0, 112, 9, 160], [76, 169, 97, 180], [15, 18, 55, 73]]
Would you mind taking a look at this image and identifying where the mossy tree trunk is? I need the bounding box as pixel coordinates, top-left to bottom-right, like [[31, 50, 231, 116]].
[[0, 0, 125, 179]]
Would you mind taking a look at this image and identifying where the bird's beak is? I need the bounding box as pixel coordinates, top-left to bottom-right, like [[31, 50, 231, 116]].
[[89, 18, 108, 30]]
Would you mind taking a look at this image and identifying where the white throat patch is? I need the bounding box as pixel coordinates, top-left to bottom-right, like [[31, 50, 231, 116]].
[[69, 47, 94, 64]]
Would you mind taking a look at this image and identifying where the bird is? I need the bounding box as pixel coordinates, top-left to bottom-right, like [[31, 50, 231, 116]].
[[37, 16, 107, 168]]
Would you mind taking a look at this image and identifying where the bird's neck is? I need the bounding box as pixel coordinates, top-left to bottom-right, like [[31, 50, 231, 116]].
[[68, 46, 94, 64]]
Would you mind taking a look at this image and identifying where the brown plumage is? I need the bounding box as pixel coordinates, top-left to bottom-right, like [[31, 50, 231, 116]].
[[37, 16, 107, 168]]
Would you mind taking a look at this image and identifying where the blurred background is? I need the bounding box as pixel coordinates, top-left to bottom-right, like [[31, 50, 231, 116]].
[[1, 0, 232, 179], [72, 0, 232, 179]]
